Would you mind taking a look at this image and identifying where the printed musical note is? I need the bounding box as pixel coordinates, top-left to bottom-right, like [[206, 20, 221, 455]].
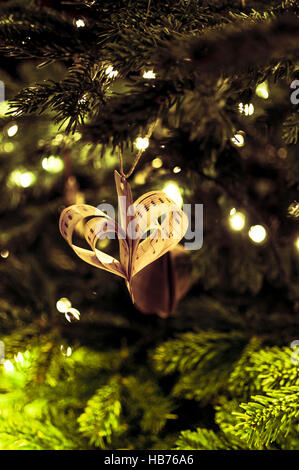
[[59, 170, 189, 296]]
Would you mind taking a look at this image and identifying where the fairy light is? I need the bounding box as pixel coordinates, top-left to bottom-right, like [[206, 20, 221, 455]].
[[295, 237, 299, 250], [105, 66, 118, 78], [229, 208, 246, 231], [97, 238, 110, 250], [10, 170, 36, 188], [73, 132, 82, 142], [0, 101, 10, 117], [7, 123, 18, 137], [52, 133, 64, 145], [134, 171, 147, 185], [238, 103, 254, 116], [163, 182, 183, 208], [231, 133, 245, 147], [173, 166, 181, 174], [56, 297, 72, 313], [75, 19, 85, 28], [256, 81, 269, 99], [143, 70, 156, 79], [42, 156, 64, 173], [3, 360, 14, 372], [14, 352, 24, 365], [65, 308, 80, 323], [277, 148, 287, 159], [0, 249, 9, 259], [60, 345, 72, 357], [152, 157, 163, 168], [4, 143, 14, 152], [135, 136, 149, 151], [248, 225, 267, 244]]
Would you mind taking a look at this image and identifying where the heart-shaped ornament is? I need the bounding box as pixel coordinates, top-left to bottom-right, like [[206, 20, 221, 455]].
[[59, 170, 189, 301]]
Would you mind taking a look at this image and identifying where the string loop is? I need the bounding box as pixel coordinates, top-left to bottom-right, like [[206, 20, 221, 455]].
[[118, 119, 158, 179]]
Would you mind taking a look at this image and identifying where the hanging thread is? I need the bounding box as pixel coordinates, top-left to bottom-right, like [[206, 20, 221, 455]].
[[118, 119, 158, 179]]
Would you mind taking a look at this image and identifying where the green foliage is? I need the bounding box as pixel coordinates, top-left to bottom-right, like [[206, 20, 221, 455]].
[[153, 331, 247, 401], [0, 415, 77, 450], [172, 342, 299, 450], [175, 428, 228, 450], [234, 387, 299, 448], [78, 376, 125, 448]]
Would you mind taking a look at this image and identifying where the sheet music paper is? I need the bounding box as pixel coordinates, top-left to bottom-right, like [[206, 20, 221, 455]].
[[59, 170, 189, 295]]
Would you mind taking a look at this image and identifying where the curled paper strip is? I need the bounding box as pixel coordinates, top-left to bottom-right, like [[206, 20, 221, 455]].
[[59, 171, 189, 297]]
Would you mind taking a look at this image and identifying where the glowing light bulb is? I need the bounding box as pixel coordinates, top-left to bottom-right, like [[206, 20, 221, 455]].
[[10, 170, 36, 188], [4, 142, 14, 152], [134, 172, 146, 185], [73, 132, 82, 142], [0, 249, 9, 259], [78, 94, 87, 104], [3, 360, 14, 372], [229, 208, 246, 231], [277, 148, 287, 159], [7, 124, 18, 137], [231, 133, 245, 147], [20, 172, 35, 187], [65, 308, 80, 323], [42, 156, 64, 173], [98, 238, 110, 250], [52, 133, 64, 144], [56, 297, 72, 313], [143, 70, 156, 79], [256, 81, 269, 99], [0, 101, 11, 118], [238, 103, 254, 116], [295, 237, 299, 250], [75, 19, 85, 28], [152, 157, 163, 168], [105, 66, 118, 78], [173, 166, 181, 174], [163, 182, 183, 207], [14, 352, 24, 365], [135, 137, 149, 151], [248, 225, 267, 244], [60, 345, 72, 357]]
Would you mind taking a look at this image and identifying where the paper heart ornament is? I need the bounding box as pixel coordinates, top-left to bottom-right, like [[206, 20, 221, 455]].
[[59, 170, 189, 301]]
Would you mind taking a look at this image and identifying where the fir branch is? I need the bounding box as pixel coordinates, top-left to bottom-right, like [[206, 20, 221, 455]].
[[175, 428, 229, 450], [156, 14, 299, 79], [122, 375, 175, 434], [78, 376, 126, 449], [0, 3, 99, 61], [233, 386, 299, 448], [8, 61, 109, 132], [0, 415, 78, 450], [152, 331, 247, 401], [153, 331, 247, 375]]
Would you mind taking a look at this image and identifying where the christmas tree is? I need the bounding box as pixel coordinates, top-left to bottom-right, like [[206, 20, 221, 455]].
[[0, 0, 298, 451]]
